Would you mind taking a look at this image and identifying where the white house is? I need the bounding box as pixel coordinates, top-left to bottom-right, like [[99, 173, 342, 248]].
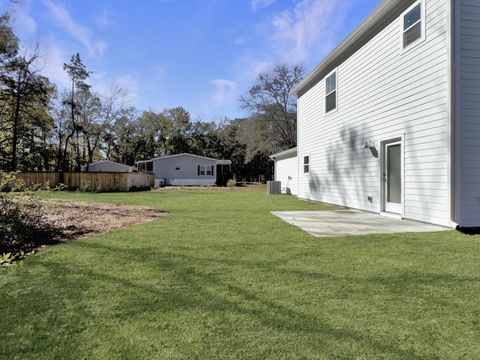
[[274, 0, 480, 229], [81, 160, 135, 173], [137, 153, 232, 186], [270, 148, 298, 195]]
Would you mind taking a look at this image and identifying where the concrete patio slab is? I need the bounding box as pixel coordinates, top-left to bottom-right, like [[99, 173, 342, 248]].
[[271, 210, 450, 237]]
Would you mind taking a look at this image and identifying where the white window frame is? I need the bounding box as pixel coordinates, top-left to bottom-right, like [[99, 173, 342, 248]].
[[325, 68, 338, 114], [199, 165, 213, 176], [303, 155, 310, 174], [400, 0, 426, 53], [379, 134, 405, 218]]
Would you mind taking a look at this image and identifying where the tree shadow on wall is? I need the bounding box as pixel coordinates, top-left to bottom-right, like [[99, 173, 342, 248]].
[[309, 124, 378, 207]]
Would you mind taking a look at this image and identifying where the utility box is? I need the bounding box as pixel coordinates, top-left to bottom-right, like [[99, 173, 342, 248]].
[[267, 181, 281, 195], [154, 179, 165, 187]]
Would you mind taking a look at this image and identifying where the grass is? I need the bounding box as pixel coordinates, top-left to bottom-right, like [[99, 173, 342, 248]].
[[1, 188, 480, 359]]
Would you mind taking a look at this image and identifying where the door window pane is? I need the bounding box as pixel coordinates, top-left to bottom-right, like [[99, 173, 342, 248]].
[[387, 144, 401, 204]]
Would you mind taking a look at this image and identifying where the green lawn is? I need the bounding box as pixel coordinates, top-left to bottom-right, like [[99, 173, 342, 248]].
[[1, 189, 480, 359]]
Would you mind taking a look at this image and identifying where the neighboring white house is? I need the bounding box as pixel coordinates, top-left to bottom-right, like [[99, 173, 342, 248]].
[[81, 160, 135, 172], [270, 148, 298, 195], [273, 0, 480, 229], [136, 153, 232, 186]]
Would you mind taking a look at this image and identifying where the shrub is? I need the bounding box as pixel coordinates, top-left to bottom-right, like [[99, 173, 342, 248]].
[[0, 172, 26, 192], [0, 193, 62, 257], [227, 179, 237, 188]]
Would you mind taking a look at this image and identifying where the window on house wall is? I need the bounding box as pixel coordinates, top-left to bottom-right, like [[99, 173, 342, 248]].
[[198, 165, 214, 176], [146, 162, 153, 172], [304, 156, 310, 174], [403, 2, 423, 49], [325, 70, 337, 113], [175, 166, 180, 171]]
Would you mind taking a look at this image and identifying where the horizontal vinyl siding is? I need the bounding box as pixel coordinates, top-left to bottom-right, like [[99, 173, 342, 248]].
[[457, 0, 480, 227], [153, 155, 216, 183], [297, 0, 451, 226], [275, 156, 298, 195]]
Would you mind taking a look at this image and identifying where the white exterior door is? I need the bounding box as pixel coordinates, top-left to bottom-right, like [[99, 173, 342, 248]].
[[383, 141, 402, 214]]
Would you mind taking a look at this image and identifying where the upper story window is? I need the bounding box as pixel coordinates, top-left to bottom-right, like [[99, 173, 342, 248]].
[[303, 156, 310, 174], [325, 70, 337, 113], [402, 1, 424, 49], [175, 166, 181, 171]]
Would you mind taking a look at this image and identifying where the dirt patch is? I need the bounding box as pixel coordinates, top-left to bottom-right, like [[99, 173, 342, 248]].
[[46, 200, 167, 240], [1, 199, 166, 265]]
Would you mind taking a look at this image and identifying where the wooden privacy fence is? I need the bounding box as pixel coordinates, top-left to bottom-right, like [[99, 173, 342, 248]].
[[10, 172, 154, 192], [14, 172, 60, 188]]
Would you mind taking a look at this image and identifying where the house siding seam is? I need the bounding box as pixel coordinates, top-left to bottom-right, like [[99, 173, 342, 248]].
[[457, 0, 480, 227], [297, 0, 451, 226]]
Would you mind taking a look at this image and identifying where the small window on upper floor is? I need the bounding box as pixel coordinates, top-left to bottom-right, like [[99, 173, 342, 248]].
[[325, 70, 337, 113], [175, 166, 181, 171], [402, 2, 424, 49]]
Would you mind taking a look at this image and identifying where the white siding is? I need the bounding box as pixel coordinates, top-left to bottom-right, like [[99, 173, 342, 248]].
[[153, 155, 216, 186], [297, 0, 451, 226], [275, 155, 298, 195], [456, 0, 480, 227]]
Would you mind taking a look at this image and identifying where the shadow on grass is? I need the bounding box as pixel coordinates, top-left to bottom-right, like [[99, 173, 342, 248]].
[[15, 239, 461, 359]]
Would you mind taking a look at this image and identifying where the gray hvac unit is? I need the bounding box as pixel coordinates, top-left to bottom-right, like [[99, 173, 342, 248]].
[[267, 181, 281, 195]]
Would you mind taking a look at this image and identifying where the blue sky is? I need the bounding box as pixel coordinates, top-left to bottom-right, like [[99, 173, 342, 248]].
[[1, 0, 381, 121]]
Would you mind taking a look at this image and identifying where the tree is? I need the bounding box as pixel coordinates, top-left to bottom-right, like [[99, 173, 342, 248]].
[[0, 13, 18, 71], [105, 107, 138, 165], [240, 64, 303, 151], [62, 53, 91, 172], [0, 13, 17, 170], [80, 87, 124, 170], [1, 47, 53, 170]]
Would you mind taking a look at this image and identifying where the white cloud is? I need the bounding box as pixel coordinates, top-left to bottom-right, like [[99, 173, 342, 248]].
[[210, 79, 238, 107], [12, 1, 37, 39], [114, 74, 140, 103], [268, 0, 349, 65], [94, 8, 113, 29], [42, 0, 107, 57], [40, 44, 70, 88], [251, 0, 277, 11], [253, 61, 275, 77], [233, 37, 247, 45], [94, 39, 108, 57]]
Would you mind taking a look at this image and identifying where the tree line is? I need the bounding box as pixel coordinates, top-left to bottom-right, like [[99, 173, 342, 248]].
[[0, 13, 303, 181]]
